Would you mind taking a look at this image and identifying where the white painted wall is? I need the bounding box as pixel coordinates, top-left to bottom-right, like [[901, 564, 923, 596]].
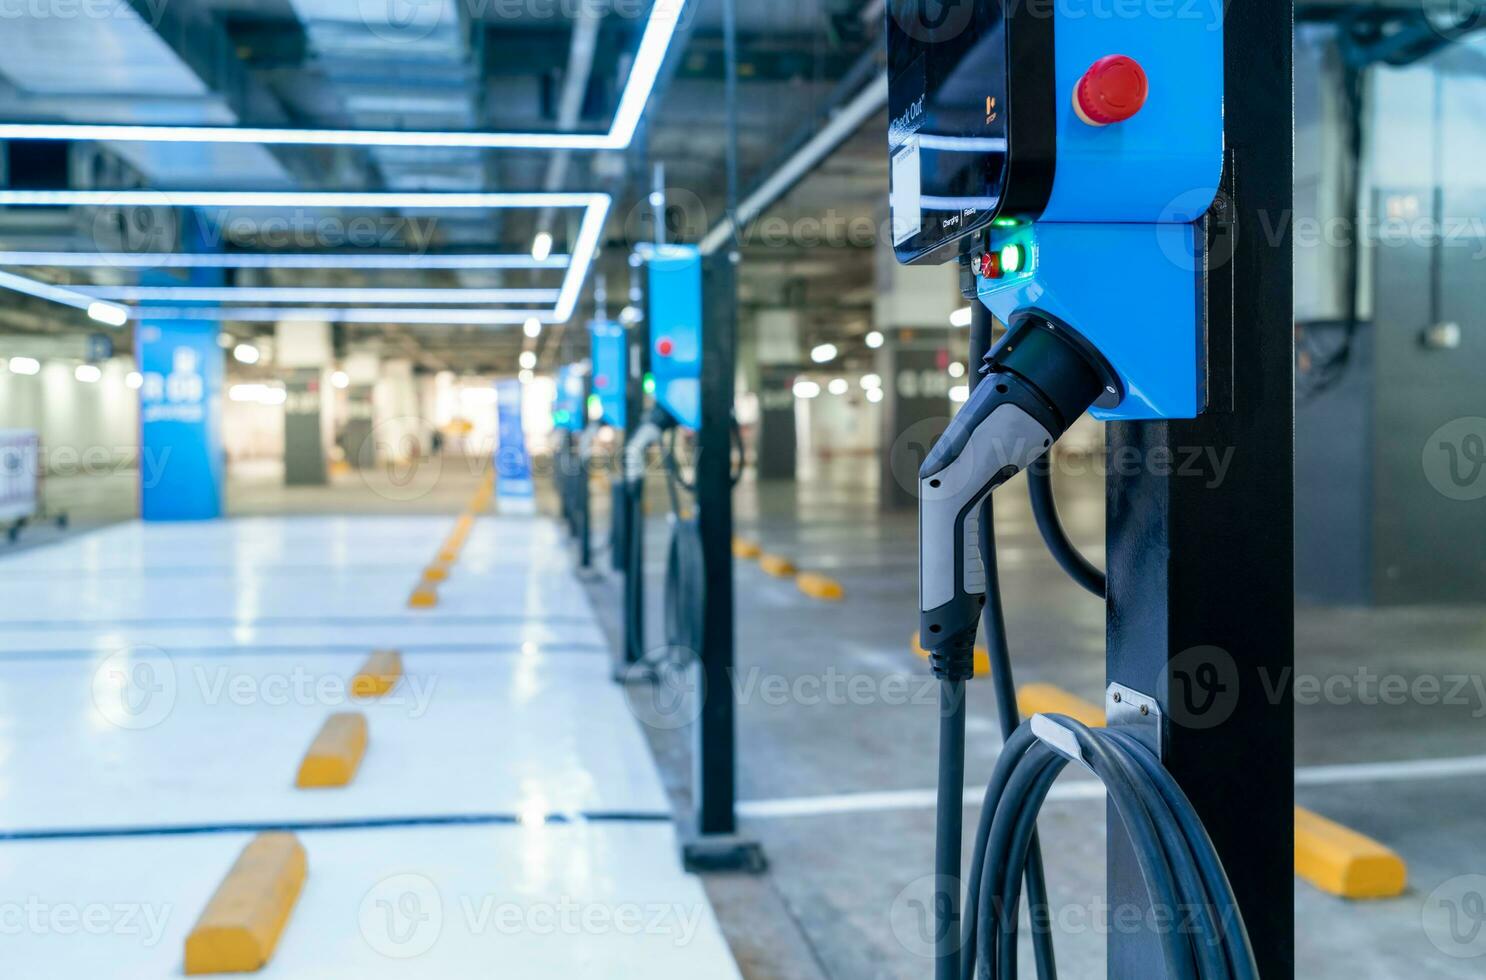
[[0, 357, 138, 474]]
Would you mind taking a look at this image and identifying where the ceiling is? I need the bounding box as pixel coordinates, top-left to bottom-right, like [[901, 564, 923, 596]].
[[0, 0, 884, 374], [0, 0, 1475, 377]]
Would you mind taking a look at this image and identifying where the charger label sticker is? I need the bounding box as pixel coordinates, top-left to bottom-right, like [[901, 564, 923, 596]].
[[891, 136, 922, 246]]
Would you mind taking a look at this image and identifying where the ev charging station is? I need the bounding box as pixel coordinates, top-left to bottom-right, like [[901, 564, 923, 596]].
[[891, 0, 1294, 977], [620, 241, 761, 871], [589, 318, 629, 577], [553, 362, 591, 569]]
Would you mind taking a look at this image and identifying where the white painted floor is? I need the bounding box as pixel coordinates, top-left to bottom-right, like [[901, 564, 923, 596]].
[[0, 515, 740, 978]]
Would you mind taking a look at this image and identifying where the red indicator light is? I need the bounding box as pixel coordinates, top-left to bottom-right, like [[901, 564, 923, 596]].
[[657, 337, 674, 357], [979, 251, 1003, 279], [594, 374, 609, 390], [1074, 55, 1148, 126]]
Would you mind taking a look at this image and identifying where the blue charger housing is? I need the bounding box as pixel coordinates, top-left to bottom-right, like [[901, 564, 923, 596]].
[[552, 364, 586, 433], [977, 2, 1223, 421], [647, 244, 704, 430], [887, 0, 1223, 421], [589, 319, 627, 429]]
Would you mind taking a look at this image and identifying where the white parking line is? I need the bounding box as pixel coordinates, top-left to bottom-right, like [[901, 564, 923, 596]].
[[738, 753, 1486, 820]]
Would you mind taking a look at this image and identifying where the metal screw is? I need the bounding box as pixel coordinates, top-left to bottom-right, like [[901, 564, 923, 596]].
[[1139, 704, 1150, 716], [1111, 692, 1122, 703]]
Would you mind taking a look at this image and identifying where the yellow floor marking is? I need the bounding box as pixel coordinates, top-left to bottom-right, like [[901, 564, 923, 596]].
[[351, 650, 404, 697], [295, 713, 369, 789], [732, 538, 762, 559], [796, 573, 845, 601], [1294, 806, 1408, 899], [758, 553, 798, 577], [184, 834, 307, 975]]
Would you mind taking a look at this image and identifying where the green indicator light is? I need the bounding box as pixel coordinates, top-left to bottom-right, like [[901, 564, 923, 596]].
[[554, 410, 571, 425], [992, 217, 1020, 228], [643, 373, 656, 395], [587, 394, 601, 411], [999, 243, 1025, 274]]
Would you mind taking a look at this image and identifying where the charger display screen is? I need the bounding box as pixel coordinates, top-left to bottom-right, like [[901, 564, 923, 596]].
[[886, 1, 1053, 264]]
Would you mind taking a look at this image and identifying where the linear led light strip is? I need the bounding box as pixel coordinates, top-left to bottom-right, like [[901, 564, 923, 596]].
[[123, 307, 558, 325], [0, 190, 612, 323], [0, 268, 127, 326], [0, 0, 687, 150], [78, 286, 562, 305], [0, 251, 570, 270]]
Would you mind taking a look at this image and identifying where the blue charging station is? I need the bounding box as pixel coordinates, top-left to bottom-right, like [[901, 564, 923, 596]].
[[889, 0, 1223, 420], [588, 319, 628, 430], [886, 3, 1280, 978], [552, 365, 587, 432], [647, 244, 704, 430]]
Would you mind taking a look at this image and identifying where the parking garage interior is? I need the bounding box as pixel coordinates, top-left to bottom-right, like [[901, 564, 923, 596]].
[[0, 1, 1484, 978]]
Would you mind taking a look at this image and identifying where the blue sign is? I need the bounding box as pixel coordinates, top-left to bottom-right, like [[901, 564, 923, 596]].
[[494, 380, 535, 513], [136, 319, 224, 521], [648, 244, 703, 430], [552, 365, 586, 432], [588, 320, 627, 429]]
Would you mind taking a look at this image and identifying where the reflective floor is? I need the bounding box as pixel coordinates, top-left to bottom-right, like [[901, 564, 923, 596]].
[[0, 512, 740, 978], [587, 452, 1486, 980]]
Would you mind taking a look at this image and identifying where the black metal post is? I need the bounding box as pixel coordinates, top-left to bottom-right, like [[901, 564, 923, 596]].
[[682, 252, 764, 872], [1105, 2, 1294, 976], [621, 317, 648, 676]]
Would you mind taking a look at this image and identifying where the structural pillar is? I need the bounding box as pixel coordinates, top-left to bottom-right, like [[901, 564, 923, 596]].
[[873, 219, 961, 510], [275, 320, 332, 487], [752, 310, 803, 481]]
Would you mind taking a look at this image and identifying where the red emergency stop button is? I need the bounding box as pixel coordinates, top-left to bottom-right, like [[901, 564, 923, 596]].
[[656, 337, 674, 357], [1074, 55, 1148, 126]]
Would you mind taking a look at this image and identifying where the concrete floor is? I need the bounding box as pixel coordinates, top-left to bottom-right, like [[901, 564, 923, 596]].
[[0, 503, 741, 978], [580, 452, 1486, 980], [10, 453, 1486, 977]]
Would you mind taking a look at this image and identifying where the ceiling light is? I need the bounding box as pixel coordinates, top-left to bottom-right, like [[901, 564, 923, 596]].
[[86, 302, 129, 327], [524, 317, 543, 339], [218, 332, 234, 348], [74, 364, 102, 383], [0, 192, 610, 327], [330, 371, 350, 389], [85, 286, 561, 305], [531, 232, 554, 263], [809, 343, 838, 364], [948, 361, 966, 379], [950, 306, 974, 328], [519, 351, 537, 370], [0, 268, 123, 323], [126, 371, 143, 390], [860, 373, 882, 390], [619, 305, 643, 325], [865, 330, 884, 349], [0, 0, 688, 151], [519, 369, 535, 384], [9, 356, 41, 376], [233, 344, 260, 365], [950, 385, 970, 403], [866, 387, 884, 404], [0, 251, 569, 271], [0, 190, 600, 209], [828, 378, 849, 395], [793, 380, 821, 399], [127, 307, 559, 325]]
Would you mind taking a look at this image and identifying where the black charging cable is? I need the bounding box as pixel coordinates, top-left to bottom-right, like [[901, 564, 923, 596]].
[[936, 303, 1254, 979]]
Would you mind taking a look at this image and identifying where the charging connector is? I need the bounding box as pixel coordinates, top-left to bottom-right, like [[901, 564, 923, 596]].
[[918, 318, 1107, 678]]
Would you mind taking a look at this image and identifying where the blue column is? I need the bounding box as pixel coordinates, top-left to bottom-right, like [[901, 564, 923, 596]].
[[136, 211, 224, 521], [136, 318, 224, 521]]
